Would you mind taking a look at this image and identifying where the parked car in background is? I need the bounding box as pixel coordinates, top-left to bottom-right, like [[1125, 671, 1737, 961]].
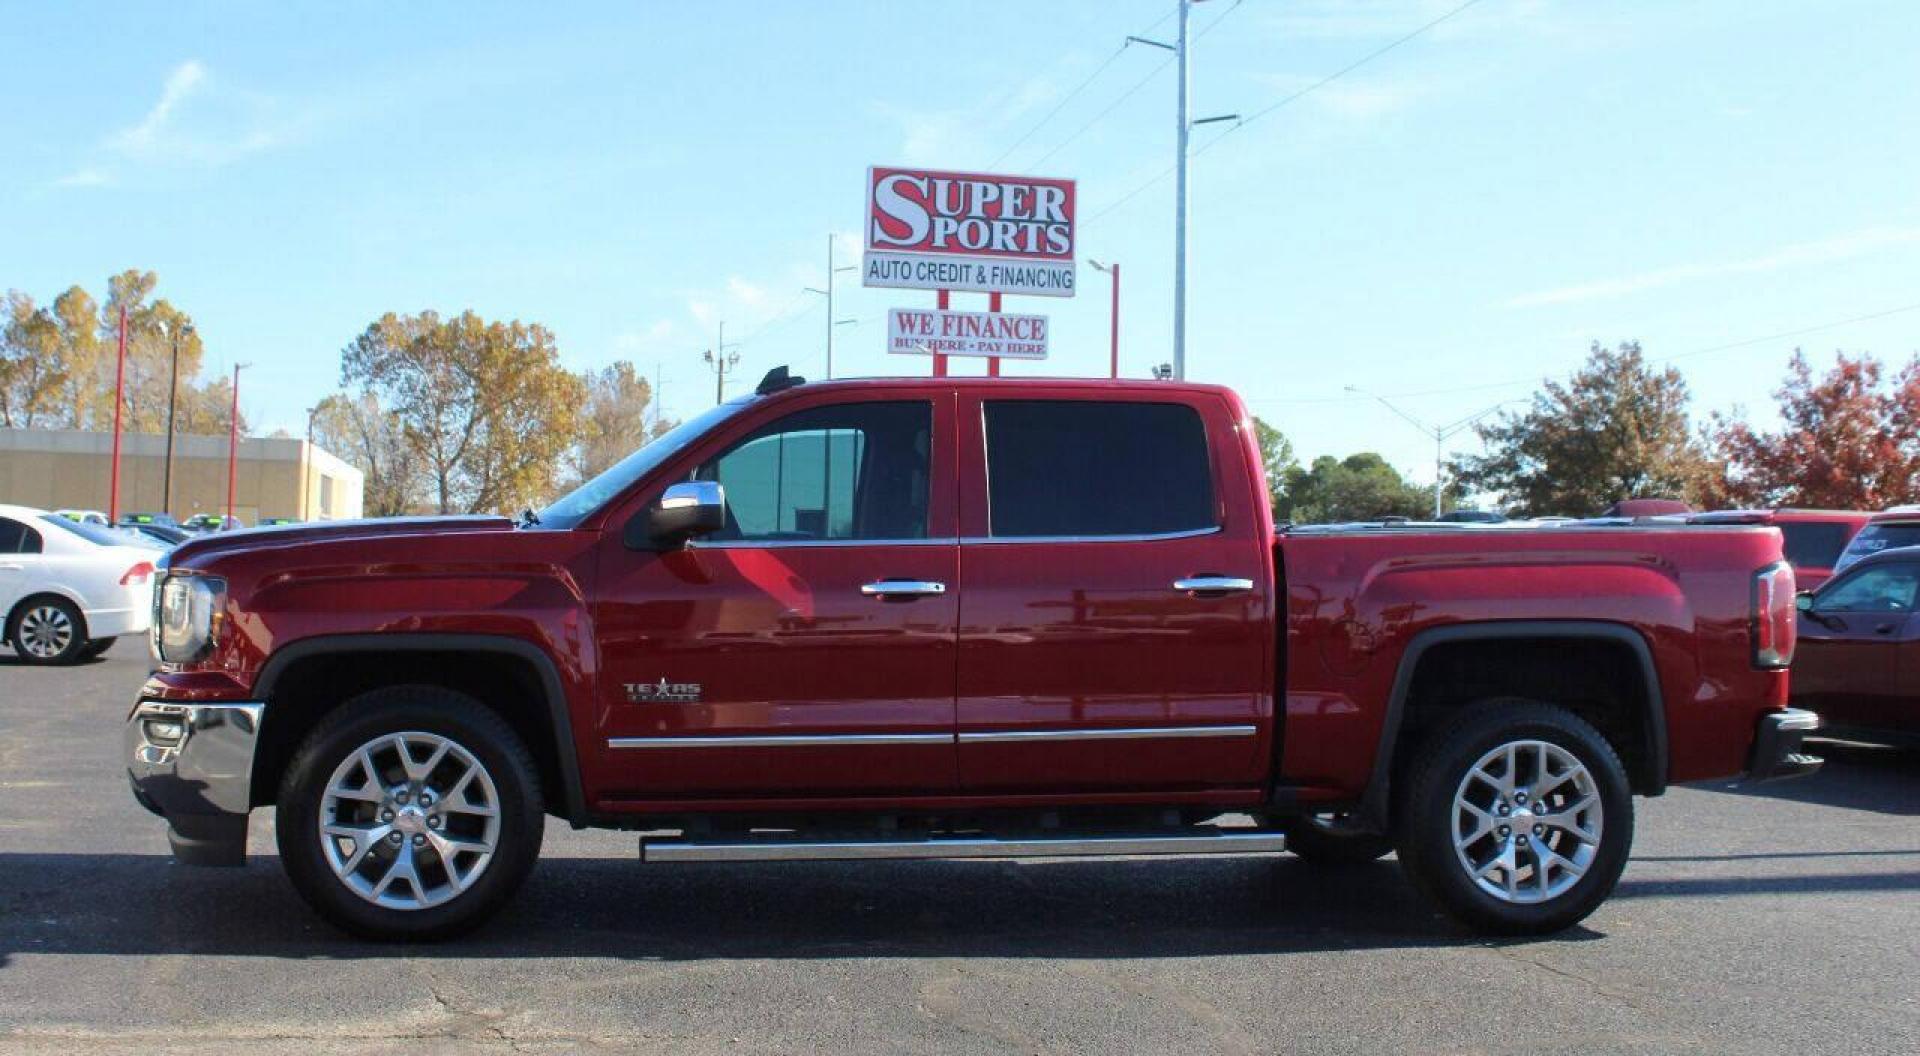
[[1691, 509, 1870, 591], [123, 523, 192, 548], [0, 504, 157, 665], [1831, 507, 1920, 577], [55, 509, 111, 526], [182, 513, 245, 533], [1438, 509, 1504, 523], [258, 517, 299, 527], [1601, 498, 1692, 518], [119, 512, 183, 531], [1792, 545, 1920, 745]]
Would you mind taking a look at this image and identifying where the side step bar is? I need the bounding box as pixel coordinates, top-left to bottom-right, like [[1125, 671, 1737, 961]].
[[640, 831, 1287, 863]]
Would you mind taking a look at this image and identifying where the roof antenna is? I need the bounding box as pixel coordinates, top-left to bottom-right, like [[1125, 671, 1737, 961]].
[[756, 365, 807, 395]]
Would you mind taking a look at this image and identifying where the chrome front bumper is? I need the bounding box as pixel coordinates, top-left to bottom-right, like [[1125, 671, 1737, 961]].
[[125, 700, 264, 866]]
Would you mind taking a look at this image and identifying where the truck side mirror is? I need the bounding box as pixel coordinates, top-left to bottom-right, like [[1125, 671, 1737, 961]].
[[626, 481, 726, 550]]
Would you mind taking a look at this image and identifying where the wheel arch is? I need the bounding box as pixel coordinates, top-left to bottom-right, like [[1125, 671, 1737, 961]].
[[1359, 621, 1667, 831], [251, 633, 587, 826], [5, 590, 90, 641]]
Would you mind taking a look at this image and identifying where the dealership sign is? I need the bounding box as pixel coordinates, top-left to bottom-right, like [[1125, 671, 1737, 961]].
[[864, 166, 1077, 298], [886, 308, 1048, 360]]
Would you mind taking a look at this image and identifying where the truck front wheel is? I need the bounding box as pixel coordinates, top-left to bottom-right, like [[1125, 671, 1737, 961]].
[[1394, 700, 1633, 935], [276, 685, 545, 941]]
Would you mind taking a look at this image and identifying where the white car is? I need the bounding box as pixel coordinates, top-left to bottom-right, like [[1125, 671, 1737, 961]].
[[0, 503, 158, 665], [55, 508, 111, 526]]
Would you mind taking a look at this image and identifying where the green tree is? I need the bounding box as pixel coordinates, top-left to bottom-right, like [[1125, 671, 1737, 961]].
[[1278, 452, 1431, 524], [340, 310, 587, 514], [2, 291, 68, 427], [1453, 342, 1704, 516], [1251, 416, 1297, 512], [572, 360, 675, 484]]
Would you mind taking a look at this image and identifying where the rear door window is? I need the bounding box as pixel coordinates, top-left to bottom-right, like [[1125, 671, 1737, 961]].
[[1779, 522, 1853, 569], [982, 400, 1215, 538]]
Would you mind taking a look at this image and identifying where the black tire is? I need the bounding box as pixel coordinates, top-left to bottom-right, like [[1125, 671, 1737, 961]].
[[1282, 812, 1395, 864], [77, 638, 115, 661], [276, 685, 545, 941], [1393, 700, 1634, 936], [7, 596, 88, 665]]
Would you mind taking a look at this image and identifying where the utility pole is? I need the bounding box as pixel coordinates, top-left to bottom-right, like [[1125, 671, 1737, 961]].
[[108, 306, 128, 521], [226, 363, 249, 525], [160, 320, 193, 515], [703, 322, 741, 405], [1345, 386, 1520, 519], [1131, 3, 1236, 381], [805, 236, 858, 379], [302, 405, 318, 521]]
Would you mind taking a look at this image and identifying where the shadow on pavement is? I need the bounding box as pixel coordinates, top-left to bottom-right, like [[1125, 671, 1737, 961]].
[[0, 851, 1587, 965], [1689, 741, 1920, 816]]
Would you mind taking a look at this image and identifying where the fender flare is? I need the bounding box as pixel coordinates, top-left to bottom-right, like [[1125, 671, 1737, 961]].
[[253, 633, 588, 826], [1358, 620, 1668, 830]]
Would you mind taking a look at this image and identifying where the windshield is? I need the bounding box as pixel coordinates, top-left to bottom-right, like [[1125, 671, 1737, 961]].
[[538, 399, 752, 528], [40, 513, 142, 548]]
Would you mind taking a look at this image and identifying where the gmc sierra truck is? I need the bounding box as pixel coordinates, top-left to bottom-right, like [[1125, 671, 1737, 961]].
[[127, 372, 1819, 940]]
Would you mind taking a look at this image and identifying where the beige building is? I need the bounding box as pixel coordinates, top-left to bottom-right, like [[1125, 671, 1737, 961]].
[[0, 427, 364, 524]]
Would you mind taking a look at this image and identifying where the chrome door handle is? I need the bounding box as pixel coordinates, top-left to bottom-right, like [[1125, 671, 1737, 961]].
[[861, 580, 947, 597], [1173, 576, 1255, 594], [0, 562, 21, 571]]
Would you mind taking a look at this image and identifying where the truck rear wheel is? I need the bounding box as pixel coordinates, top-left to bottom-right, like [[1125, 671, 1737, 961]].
[[276, 685, 545, 941], [1394, 700, 1633, 935]]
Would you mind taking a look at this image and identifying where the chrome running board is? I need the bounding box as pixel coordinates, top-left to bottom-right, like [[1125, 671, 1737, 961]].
[[639, 830, 1287, 863]]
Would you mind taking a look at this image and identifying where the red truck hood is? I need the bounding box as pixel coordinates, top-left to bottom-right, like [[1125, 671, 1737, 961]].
[[164, 515, 516, 567]]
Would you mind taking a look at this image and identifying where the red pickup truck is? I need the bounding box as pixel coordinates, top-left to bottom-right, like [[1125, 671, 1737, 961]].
[[127, 373, 1818, 940]]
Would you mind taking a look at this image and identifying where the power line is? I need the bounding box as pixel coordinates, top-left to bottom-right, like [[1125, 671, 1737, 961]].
[[987, 44, 1130, 171], [1084, 0, 1485, 227]]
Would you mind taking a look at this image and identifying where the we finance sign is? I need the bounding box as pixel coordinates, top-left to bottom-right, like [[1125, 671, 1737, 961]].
[[864, 167, 1077, 298], [886, 307, 1048, 360]]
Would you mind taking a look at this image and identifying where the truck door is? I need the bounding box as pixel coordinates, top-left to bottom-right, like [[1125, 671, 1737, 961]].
[[1793, 559, 1920, 731], [952, 393, 1274, 792], [592, 393, 959, 796]]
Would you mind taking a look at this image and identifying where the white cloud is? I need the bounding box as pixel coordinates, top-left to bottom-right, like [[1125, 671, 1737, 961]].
[[1506, 226, 1920, 308], [52, 59, 296, 188]]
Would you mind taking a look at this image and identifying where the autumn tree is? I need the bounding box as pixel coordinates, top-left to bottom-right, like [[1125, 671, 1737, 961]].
[[1277, 452, 1431, 524], [339, 310, 586, 514], [1703, 350, 1920, 508], [1251, 416, 1298, 512], [572, 361, 675, 484], [312, 391, 422, 516], [2, 291, 67, 426], [1453, 342, 1705, 516]]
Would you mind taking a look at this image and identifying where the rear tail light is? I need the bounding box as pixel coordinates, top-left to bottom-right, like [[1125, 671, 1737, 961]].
[[121, 561, 155, 586], [1752, 561, 1796, 669]]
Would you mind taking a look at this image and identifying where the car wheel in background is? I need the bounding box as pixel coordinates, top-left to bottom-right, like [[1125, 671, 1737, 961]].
[[276, 685, 545, 941], [7, 596, 89, 665], [1394, 699, 1634, 935]]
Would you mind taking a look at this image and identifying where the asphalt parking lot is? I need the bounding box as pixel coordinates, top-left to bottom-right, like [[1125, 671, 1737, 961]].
[[1, 648, 1915, 1055]]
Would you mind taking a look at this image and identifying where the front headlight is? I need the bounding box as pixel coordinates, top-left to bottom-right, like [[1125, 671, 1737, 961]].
[[154, 573, 226, 664]]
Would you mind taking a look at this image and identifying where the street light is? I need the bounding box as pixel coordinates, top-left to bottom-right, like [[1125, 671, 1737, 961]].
[[703, 321, 741, 405], [1344, 385, 1521, 519], [1089, 260, 1121, 378], [226, 362, 250, 525], [803, 235, 859, 379], [160, 319, 194, 516]]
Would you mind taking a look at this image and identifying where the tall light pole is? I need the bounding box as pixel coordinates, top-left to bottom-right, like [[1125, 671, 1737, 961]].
[[160, 320, 193, 516], [803, 236, 859, 379], [703, 322, 741, 405], [302, 404, 319, 521], [226, 363, 250, 525], [1346, 385, 1519, 519], [1090, 260, 1120, 378], [108, 305, 128, 521], [1131, 2, 1237, 380]]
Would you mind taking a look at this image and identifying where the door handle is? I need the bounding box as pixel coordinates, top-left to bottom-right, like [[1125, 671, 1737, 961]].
[[861, 579, 947, 598], [1874, 622, 1897, 635], [1173, 576, 1256, 594]]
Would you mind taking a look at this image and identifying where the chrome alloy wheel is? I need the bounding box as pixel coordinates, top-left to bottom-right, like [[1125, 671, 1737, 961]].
[[18, 605, 75, 658], [317, 731, 501, 911], [1451, 739, 1603, 905]]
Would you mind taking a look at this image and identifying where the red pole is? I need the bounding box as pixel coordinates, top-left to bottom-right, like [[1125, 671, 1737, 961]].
[[933, 289, 950, 377], [109, 306, 128, 520], [987, 292, 1002, 378], [226, 364, 241, 524], [1109, 263, 1121, 379]]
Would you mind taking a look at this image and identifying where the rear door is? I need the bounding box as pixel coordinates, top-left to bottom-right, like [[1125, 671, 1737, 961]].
[[0, 518, 43, 616], [952, 392, 1274, 792], [591, 392, 960, 796]]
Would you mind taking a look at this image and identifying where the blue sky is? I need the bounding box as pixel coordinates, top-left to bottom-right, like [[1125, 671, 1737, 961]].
[[5, 1, 1919, 486]]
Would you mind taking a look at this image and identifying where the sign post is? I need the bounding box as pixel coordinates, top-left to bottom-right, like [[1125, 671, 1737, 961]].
[[863, 166, 1076, 377]]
